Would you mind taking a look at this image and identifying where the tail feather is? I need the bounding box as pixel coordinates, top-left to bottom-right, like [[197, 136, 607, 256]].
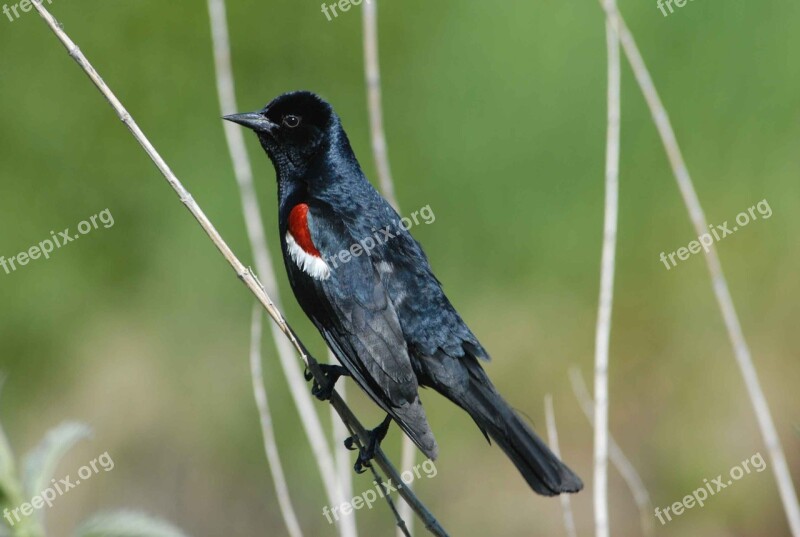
[[448, 359, 583, 496]]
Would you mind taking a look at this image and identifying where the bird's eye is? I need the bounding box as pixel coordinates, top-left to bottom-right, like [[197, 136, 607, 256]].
[[282, 115, 301, 128]]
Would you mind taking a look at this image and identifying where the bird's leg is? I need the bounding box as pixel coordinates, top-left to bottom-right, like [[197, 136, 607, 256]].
[[304, 364, 350, 401], [344, 414, 393, 474]]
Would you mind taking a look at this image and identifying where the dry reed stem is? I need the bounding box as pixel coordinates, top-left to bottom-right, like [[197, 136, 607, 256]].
[[598, 3, 800, 534]]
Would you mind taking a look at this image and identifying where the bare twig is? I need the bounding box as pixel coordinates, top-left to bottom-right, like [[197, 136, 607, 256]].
[[367, 463, 412, 537], [544, 395, 578, 537], [329, 351, 357, 537], [362, 3, 416, 535], [336, 417, 411, 536], [592, 4, 621, 536], [570, 368, 655, 537], [205, 1, 350, 534], [597, 4, 800, 535], [397, 433, 416, 537], [249, 306, 303, 537], [31, 4, 449, 536], [362, 0, 398, 211]]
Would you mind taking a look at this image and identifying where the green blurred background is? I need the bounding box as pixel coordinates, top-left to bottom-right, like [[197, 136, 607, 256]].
[[0, 0, 797, 535]]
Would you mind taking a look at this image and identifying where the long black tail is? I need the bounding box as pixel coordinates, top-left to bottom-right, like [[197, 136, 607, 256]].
[[439, 358, 583, 496]]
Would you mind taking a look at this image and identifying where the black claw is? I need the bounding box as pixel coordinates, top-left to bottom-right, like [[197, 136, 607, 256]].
[[303, 367, 313, 381], [311, 379, 335, 401], [307, 364, 350, 401], [354, 456, 371, 474], [348, 415, 392, 474]]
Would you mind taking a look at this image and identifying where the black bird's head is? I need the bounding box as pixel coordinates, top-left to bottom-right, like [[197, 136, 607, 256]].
[[224, 91, 339, 176]]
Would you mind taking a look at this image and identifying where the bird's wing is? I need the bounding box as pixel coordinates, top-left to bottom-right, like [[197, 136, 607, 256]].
[[283, 201, 435, 453], [358, 201, 490, 363]]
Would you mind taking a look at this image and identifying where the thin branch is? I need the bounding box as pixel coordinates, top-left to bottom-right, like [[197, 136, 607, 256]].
[[344, 426, 415, 537], [334, 418, 411, 536], [570, 368, 654, 537], [362, 0, 398, 211], [598, 4, 800, 535], [205, 1, 354, 534], [544, 395, 578, 537], [30, 5, 449, 536], [362, 4, 415, 535], [397, 434, 416, 537], [249, 306, 303, 537], [593, 4, 621, 537], [329, 351, 357, 537], [372, 472, 412, 537]]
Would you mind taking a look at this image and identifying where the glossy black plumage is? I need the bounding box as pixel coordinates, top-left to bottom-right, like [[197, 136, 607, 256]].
[[224, 91, 583, 495]]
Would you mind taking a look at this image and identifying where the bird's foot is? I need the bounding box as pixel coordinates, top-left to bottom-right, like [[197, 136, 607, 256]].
[[344, 415, 392, 474], [304, 364, 349, 401]]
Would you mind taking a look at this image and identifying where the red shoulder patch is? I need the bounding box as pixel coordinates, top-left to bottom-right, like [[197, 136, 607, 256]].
[[288, 204, 322, 257]]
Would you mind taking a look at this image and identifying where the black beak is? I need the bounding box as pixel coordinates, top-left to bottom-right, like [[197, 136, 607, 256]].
[[223, 111, 277, 134]]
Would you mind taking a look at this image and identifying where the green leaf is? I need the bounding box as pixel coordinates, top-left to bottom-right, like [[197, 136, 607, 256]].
[[0, 376, 22, 510], [0, 422, 18, 505], [0, 373, 19, 502], [73, 511, 190, 537], [22, 422, 92, 500]]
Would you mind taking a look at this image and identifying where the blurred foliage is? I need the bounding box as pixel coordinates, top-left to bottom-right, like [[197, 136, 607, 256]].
[[0, 0, 797, 535], [0, 421, 187, 537]]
